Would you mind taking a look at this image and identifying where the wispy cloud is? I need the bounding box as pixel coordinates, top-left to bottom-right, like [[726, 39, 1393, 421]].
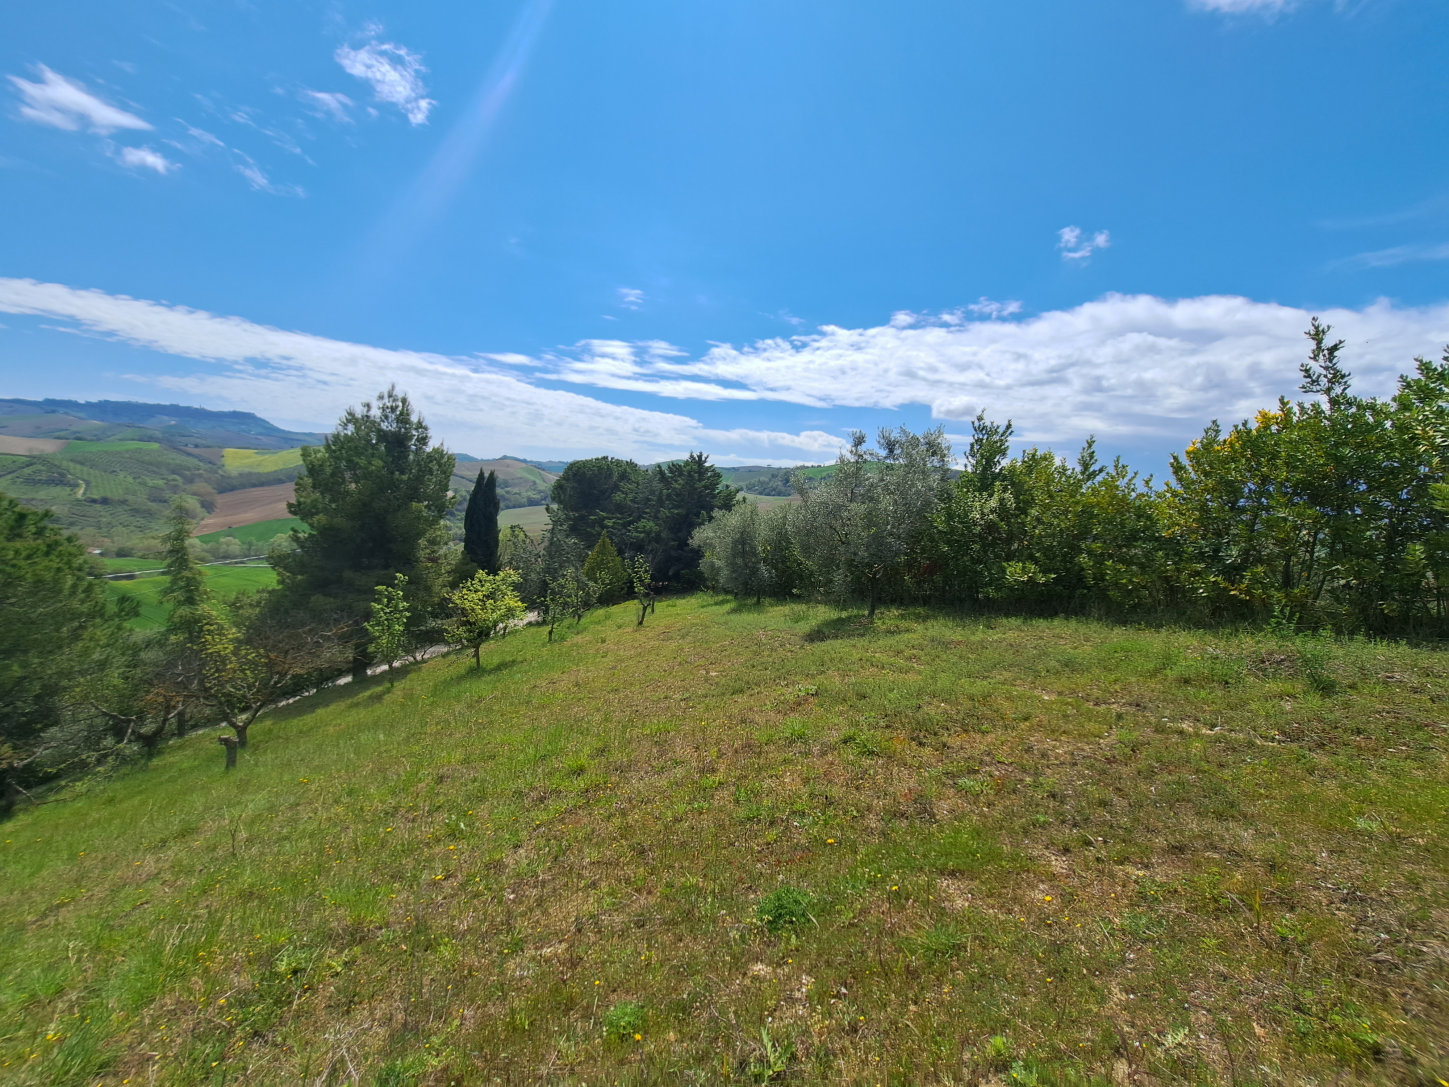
[[0, 279, 841, 464], [1058, 226, 1111, 262], [1340, 242, 1449, 269], [7, 65, 150, 134], [232, 151, 304, 197], [335, 27, 435, 125], [300, 89, 354, 125], [111, 144, 177, 174], [531, 294, 1449, 444], [5, 278, 1446, 462], [1188, 0, 1296, 13], [966, 297, 1024, 320], [616, 287, 645, 311]]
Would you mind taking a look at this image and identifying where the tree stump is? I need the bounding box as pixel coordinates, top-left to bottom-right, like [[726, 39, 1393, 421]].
[[218, 734, 239, 770]]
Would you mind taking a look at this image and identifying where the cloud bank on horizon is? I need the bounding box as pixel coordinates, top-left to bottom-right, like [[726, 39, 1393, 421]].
[[3, 277, 1445, 465]]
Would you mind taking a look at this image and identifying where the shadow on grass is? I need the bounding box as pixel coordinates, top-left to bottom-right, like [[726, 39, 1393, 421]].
[[802, 614, 879, 642], [438, 657, 523, 686]]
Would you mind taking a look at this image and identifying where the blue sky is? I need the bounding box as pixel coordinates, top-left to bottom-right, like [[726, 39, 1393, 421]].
[[2, 0, 1448, 468]]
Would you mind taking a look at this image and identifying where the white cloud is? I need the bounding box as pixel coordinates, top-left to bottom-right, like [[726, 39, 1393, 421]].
[[5, 278, 1447, 463], [534, 294, 1449, 444], [178, 122, 225, 149], [966, 297, 1024, 320], [0, 279, 842, 464], [1189, 0, 1296, 12], [617, 287, 645, 310], [300, 89, 354, 124], [335, 31, 435, 125], [7, 65, 151, 134], [1058, 226, 1111, 262], [112, 144, 177, 174], [232, 151, 304, 198], [1342, 242, 1449, 269]]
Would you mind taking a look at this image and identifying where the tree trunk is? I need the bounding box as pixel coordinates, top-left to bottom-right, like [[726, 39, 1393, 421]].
[[473, 643, 482, 668], [867, 578, 878, 621], [174, 706, 190, 738], [218, 735, 239, 770], [351, 645, 369, 683], [232, 721, 249, 749]]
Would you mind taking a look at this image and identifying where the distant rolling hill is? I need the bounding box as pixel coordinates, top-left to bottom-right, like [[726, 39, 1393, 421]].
[[0, 398, 323, 449], [0, 398, 825, 552]]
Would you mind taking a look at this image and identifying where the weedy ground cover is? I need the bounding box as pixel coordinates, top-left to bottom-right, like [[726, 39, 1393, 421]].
[[0, 596, 1444, 1084]]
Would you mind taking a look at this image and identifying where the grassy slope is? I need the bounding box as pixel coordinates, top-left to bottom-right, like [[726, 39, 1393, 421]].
[[1, 599, 1445, 1085], [195, 517, 306, 550], [499, 504, 551, 536], [106, 566, 278, 629], [222, 447, 306, 473]]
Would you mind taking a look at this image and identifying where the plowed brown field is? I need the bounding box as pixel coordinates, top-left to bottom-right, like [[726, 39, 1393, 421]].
[[193, 482, 295, 535]]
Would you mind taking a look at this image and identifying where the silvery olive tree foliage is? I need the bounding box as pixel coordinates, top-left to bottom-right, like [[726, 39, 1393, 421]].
[[793, 427, 954, 618]]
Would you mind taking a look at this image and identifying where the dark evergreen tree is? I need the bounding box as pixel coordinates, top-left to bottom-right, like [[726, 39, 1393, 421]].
[[655, 452, 740, 586], [463, 468, 501, 574], [547, 456, 646, 551], [583, 532, 629, 603], [274, 387, 455, 679], [0, 492, 115, 812]]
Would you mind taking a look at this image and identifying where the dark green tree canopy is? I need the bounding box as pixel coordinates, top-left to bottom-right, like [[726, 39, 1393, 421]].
[[0, 491, 113, 804], [547, 456, 646, 550], [463, 468, 501, 575], [654, 452, 740, 585], [276, 387, 455, 621]]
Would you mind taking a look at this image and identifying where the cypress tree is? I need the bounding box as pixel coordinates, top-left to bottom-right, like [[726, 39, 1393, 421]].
[[464, 468, 501, 575], [583, 532, 629, 604]]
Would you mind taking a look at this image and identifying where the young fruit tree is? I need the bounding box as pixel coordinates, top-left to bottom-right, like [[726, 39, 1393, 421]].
[[630, 555, 657, 626], [444, 569, 527, 667], [364, 573, 411, 681]]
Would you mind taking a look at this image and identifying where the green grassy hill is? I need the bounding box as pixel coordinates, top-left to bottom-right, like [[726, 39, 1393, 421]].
[[106, 565, 279, 629], [2, 598, 1445, 1084], [195, 516, 305, 552], [498, 503, 551, 536], [449, 457, 561, 512], [221, 447, 306, 473]]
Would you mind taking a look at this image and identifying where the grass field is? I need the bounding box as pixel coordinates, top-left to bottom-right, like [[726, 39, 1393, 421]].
[[222, 447, 306, 473], [106, 565, 278, 629], [2, 597, 1445, 1084], [742, 492, 797, 509], [195, 517, 306, 550], [65, 440, 163, 452], [97, 557, 166, 575], [500, 504, 551, 536]]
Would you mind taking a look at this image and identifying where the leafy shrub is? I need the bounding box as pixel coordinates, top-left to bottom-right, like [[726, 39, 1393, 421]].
[[756, 885, 813, 933], [601, 999, 645, 1039]]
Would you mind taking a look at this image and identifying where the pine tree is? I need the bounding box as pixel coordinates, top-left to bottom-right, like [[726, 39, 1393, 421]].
[[583, 532, 628, 604], [463, 468, 501, 574], [274, 387, 454, 679]]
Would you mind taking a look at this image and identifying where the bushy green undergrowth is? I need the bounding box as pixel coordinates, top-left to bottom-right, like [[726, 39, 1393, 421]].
[[1, 596, 1445, 1084]]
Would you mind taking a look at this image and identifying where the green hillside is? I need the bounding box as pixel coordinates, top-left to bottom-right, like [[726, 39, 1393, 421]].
[[0, 438, 306, 551], [2, 597, 1444, 1084], [107, 565, 279, 629], [222, 447, 306, 473], [449, 457, 561, 512], [498, 503, 551, 536], [195, 516, 307, 551]]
